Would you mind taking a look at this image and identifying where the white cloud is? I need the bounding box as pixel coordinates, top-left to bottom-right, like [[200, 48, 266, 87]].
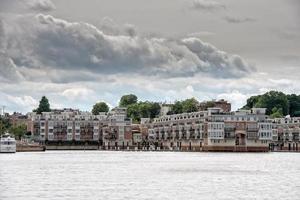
[[217, 91, 249, 111], [62, 87, 95, 101], [27, 0, 56, 12], [0, 92, 38, 113], [223, 16, 256, 24], [191, 0, 226, 12]]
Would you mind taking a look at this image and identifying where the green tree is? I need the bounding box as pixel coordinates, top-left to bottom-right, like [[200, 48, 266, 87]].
[[242, 95, 260, 109], [169, 98, 199, 114], [287, 94, 300, 117], [127, 103, 141, 122], [34, 96, 51, 114], [182, 98, 199, 113], [10, 124, 27, 140], [0, 117, 11, 135], [170, 101, 183, 114], [92, 102, 109, 114], [119, 94, 138, 107], [254, 91, 288, 115], [241, 91, 295, 117], [148, 102, 161, 118], [127, 101, 161, 122], [270, 107, 283, 118]]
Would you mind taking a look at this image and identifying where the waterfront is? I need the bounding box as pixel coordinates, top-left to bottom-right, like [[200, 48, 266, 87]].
[[1, 152, 300, 200]]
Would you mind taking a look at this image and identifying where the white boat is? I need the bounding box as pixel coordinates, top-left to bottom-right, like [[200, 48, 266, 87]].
[[0, 133, 16, 153]]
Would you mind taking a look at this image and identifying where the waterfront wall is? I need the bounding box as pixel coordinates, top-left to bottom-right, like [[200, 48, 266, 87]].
[[17, 144, 45, 152]]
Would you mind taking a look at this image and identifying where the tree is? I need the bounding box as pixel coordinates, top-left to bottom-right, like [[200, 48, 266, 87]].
[[169, 98, 199, 114], [287, 94, 300, 117], [119, 94, 138, 107], [270, 107, 283, 118], [10, 124, 27, 140], [0, 117, 11, 135], [34, 96, 51, 114], [148, 102, 161, 118], [241, 91, 295, 117], [127, 101, 161, 122], [182, 98, 199, 113], [254, 91, 288, 115], [242, 95, 260, 110], [127, 103, 141, 122], [92, 102, 109, 114]]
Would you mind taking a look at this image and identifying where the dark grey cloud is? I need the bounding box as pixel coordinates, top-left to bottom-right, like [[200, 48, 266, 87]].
[[277, 29, 300, 40], [223, 16, 256, 24], [0, 19, 5, 50], [0, 53, 24, 82], [0, 14, 255, 82], [191, 0, 226, 12]]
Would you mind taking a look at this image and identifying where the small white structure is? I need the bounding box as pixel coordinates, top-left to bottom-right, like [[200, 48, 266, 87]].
[[0, 133, 16, 153]]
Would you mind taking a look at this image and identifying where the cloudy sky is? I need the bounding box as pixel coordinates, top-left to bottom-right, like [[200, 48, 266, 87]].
[[0, 0, 299, 113]]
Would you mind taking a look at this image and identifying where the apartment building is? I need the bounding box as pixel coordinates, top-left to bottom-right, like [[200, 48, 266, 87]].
[[102, 107, 132, 149], [27, 107, 132, 146], [272, 117, 300, 151], [147, 107, 272, 152], [26, 106, 299, 152]]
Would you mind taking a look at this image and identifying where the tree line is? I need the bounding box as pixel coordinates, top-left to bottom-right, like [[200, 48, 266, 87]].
[[34, 95, 200, 123], [242, 91, 300, 118], [0, 117, 27, 139]]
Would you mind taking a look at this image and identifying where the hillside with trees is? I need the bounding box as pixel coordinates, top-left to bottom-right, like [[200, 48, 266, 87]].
[[242, 91, 300, 118], [118, 94, 200, 122]]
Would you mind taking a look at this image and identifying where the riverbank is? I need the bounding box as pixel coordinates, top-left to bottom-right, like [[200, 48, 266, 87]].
[[16, 142, 45, 152], [17, 144, 300, 152]]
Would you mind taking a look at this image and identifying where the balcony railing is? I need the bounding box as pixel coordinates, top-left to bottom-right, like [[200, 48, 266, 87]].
[[247, 127, 258, 132]]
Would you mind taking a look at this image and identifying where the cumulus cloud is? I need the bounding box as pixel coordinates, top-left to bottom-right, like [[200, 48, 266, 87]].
[[0, 0, 55, 13], [191, 0, 226, 12], [0, 14, 254, 81], [0, 0, 298, 114], [0, 91, 38, 113], [217, 91, 249, 110], [99, 17, 138, 37], [62, 87, 95, 101], [223, 16, 256, 24], [27, 0, 56, 11]]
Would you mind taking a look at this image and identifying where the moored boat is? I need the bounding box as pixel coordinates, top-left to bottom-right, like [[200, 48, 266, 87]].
[[0, 133, 16, 153]]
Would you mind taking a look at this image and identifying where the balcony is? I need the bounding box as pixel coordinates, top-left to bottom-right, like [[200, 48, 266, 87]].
[[224, 133, 235, 139], [225, 127, 235, 131], [247, 127, 258, 132], [53, 133, 67, 141]]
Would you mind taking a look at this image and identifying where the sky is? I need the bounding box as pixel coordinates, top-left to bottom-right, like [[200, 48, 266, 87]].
[[0, 0, 299, 113]]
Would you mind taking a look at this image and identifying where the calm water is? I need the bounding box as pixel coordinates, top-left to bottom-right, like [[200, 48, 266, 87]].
[[0, 151, 299, 200]]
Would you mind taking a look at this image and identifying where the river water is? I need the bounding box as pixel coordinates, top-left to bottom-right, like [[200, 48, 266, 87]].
[[0, 151, 299, 200]]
